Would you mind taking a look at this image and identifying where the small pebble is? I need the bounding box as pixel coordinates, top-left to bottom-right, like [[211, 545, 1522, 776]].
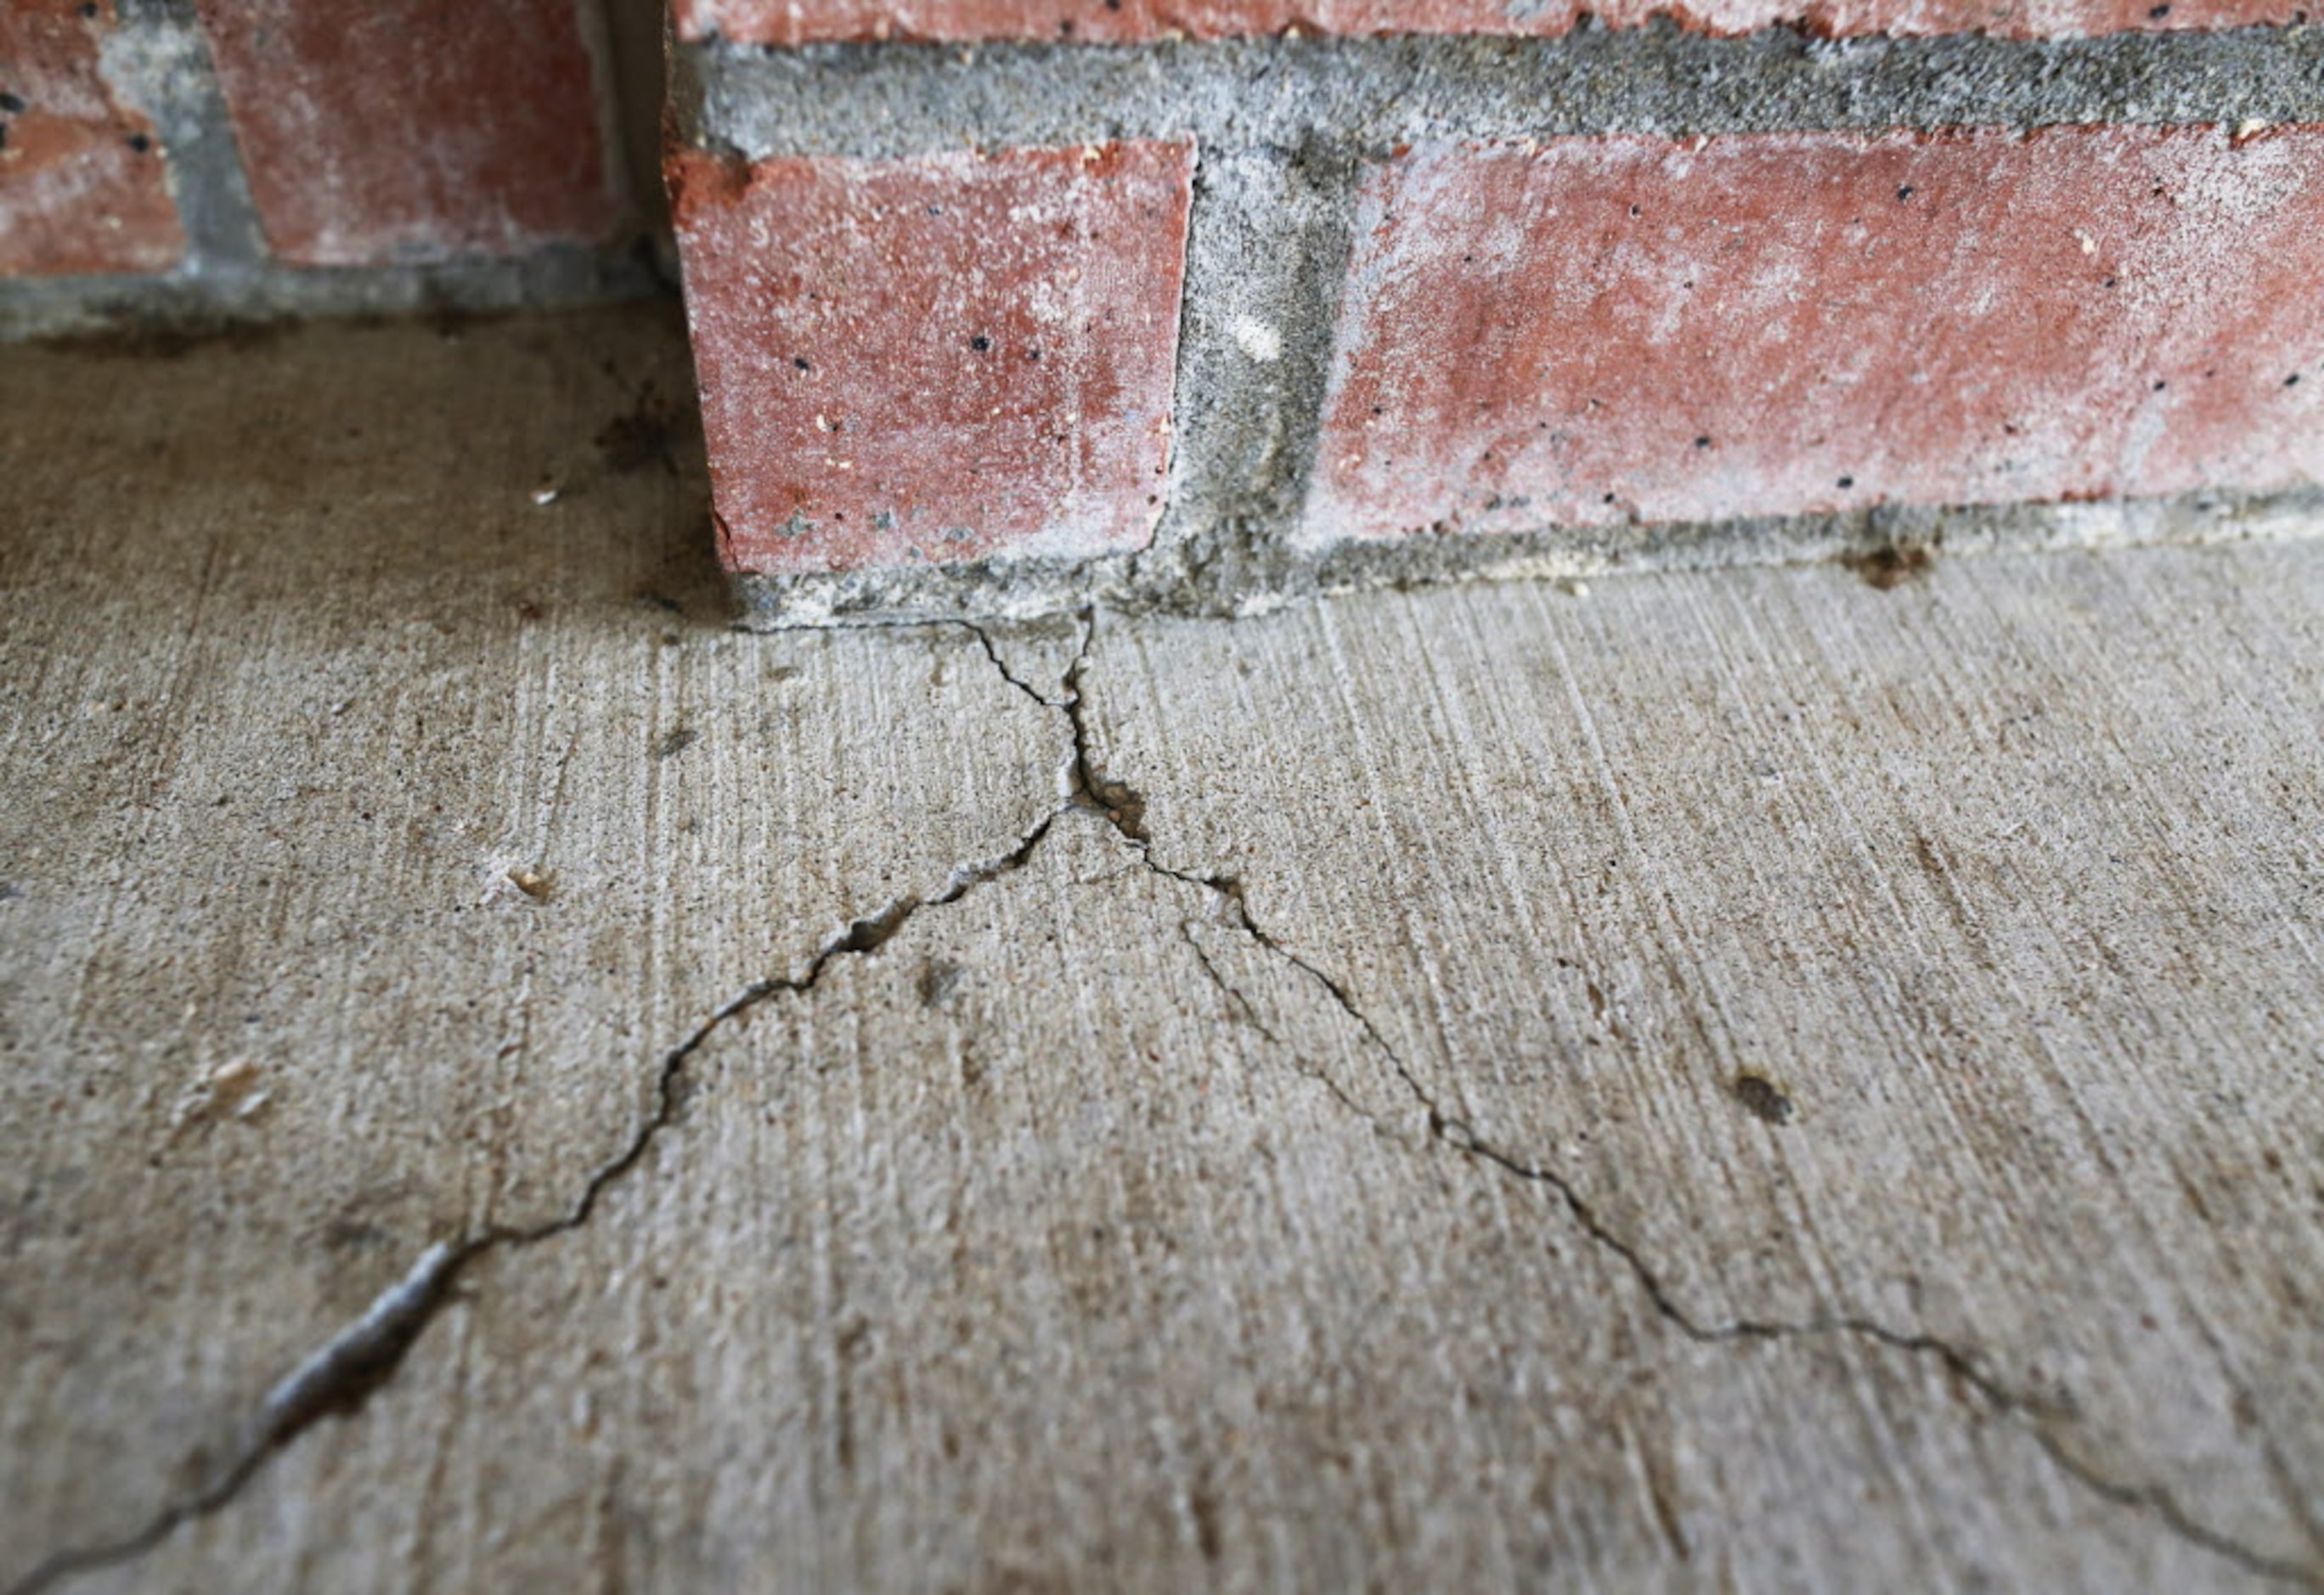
[[209, 1057, 260, 1096]]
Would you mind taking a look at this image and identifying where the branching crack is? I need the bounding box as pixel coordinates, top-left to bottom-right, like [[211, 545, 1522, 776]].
[[961, 620, 1074, 711], [20, 604, 2313, 1592], [1181, 923, 1379, 1127], [1046, 607, 2321, 1592], [10, 796, 1064, 1595]]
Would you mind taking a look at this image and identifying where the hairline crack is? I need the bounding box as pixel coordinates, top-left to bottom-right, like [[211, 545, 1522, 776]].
[[1051, 604, 2321, 1592], [16, 603, 2314, 1593]]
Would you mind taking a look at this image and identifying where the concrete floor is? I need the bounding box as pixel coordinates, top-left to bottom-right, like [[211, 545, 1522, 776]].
[[3, 302, 2321, 1592]]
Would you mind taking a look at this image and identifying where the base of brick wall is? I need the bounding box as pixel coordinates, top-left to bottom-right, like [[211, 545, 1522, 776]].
[[0, 247, 661, 343], [728, 482, 2324, 627], [673, 23, 2324, 626]]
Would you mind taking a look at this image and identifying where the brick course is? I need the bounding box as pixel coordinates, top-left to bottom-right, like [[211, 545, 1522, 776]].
[[1302, 125, 2324, 547], [193, 0, 620, 266], [11, 0, 2320, 620], [676, 0, 2300, 44], [670, 10, 2324, 617], [0, 0, 184, 277], [670, 141, 1195, 576]]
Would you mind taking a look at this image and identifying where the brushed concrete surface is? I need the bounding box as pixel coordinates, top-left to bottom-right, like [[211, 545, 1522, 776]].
[[2, 303, 2320, 1592]]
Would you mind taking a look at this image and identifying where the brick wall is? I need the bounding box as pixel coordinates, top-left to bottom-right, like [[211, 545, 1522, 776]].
[[668, 4, 2324, 623], [0, 2, 183, 278], [0, 0, 662, 335]]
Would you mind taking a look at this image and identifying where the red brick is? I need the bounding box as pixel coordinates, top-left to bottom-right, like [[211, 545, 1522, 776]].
[[670, 141, 1194, 576], [192, 0, 618, 267], [675, 0, 2294, 44], [0, 0, 184, 277], [1302, 125, 2324, 547]]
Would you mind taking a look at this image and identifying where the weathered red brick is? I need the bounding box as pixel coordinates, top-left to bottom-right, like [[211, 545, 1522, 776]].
[[1302, 125, 2324, 547], [192, 0, 618, 267], [670, 141, 1194, 576], [0, 0, 184, 277], [675, 0, 2297, 44]]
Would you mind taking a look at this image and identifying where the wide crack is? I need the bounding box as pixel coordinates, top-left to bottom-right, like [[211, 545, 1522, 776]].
[[17, 605, 2316, 1592], [8, 638, 1070, 1595]]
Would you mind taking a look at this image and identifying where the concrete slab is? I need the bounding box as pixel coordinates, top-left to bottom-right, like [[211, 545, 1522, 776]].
[[2, 305, 2318, 1591]]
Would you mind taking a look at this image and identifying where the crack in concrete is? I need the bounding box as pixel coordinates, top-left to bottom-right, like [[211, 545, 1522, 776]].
[[1043, 608, 2321, 1592], [4, 1240, 468, 1595], [18, 606, 2316, 1591], [9, 702, 1069, 1595], [1436, 1124, 2321, 1587], [1180, 923, 1385, 1128], [962, 621, 1075, 710]]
